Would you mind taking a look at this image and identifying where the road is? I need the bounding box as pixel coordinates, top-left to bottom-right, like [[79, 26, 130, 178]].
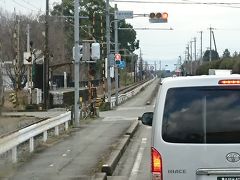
[[0, 78, 159, 180], [110, 122, 152, 180], [107, 83, 158, 180]]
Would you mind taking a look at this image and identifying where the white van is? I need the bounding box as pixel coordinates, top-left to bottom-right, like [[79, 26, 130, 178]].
[[141, 75, 240, 180]]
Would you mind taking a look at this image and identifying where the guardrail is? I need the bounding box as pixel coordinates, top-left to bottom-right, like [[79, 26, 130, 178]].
[[0, 78, 155, 163], [108, 78, 155, 108], [0, 111, 71, 163]]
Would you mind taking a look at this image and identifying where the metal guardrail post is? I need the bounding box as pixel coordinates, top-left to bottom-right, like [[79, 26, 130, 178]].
[[43, 131, 48, 142], [30, 137, 34, 152], [55, 126, 59, 136], [65, 122, 69, 131], [12, 146, 17, 163]]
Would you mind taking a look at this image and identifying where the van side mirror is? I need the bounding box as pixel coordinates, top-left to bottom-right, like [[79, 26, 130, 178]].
[[141, 112, 153, 126]]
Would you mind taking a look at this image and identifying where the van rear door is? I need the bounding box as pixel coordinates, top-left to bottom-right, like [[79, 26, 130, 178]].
[[158, 86, 240, 180]]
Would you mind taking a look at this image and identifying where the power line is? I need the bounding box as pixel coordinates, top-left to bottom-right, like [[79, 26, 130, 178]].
[[10, 0, 59, 14], [21, 0, 40, 10], [12, 0, 43, 13], [110, 0, 240, 5], [12, 0, 34, 11], [180, 0, 240, 8]]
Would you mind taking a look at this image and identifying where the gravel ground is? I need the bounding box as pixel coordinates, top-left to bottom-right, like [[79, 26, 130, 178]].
[[0, 115, 44, 137]]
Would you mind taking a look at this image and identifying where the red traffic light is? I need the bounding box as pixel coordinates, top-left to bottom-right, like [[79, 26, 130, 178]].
[[115, 53, 121, 61]]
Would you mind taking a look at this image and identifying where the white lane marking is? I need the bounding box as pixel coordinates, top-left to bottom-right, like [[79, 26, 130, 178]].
[[102, 116, 137, 122], [129, 138, 147, 180], [116, 107, 146, 111]]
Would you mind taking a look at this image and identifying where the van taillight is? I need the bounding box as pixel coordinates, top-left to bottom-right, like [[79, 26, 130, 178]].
[[151, 147, 163, 180], [218, 79, 240, 85]]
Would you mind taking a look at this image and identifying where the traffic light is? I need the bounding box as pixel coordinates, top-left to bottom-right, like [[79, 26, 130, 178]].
[[91, 43, 100, 61], [72, 45, 83, 61], [149, 12, 168, 23]]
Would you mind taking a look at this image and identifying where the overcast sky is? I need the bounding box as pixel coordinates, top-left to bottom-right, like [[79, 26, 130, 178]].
[[1, 0, 240, 70]]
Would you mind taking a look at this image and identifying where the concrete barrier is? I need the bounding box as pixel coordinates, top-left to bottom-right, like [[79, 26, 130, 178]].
[[101, 120, 140, 176]]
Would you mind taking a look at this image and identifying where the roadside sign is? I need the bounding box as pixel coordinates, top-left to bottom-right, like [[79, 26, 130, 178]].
[[109, 53, 115, 66], [115, 11, 133, 20], [110, 66, 114, 78], [149, 18, 167, 23], [23, 52, 31, 65], [115, 53, 121, 61]]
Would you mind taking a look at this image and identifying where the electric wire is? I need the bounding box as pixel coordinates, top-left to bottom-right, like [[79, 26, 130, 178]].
[[111, 0, 240, 9], [180, 0, 240, 8], [111, 0, 240, 5], [21, 0, 39, 10]]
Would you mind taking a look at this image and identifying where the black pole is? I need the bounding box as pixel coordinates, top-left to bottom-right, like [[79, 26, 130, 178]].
[[44, 0, 49, 110]]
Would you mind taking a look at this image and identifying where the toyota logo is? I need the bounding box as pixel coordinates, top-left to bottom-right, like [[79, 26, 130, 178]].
[[226, 152, 240, 163]]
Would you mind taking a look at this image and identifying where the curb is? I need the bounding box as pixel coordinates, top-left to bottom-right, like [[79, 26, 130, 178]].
[[101, 135, 130, 176], [92, 173, 107, 180], [125, 120, 139, 138], [101, 120, 139, 177]]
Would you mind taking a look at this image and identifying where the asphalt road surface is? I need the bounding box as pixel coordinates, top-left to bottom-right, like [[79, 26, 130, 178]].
[[0, 78, 159, 180], [107, 80, 159, 180]]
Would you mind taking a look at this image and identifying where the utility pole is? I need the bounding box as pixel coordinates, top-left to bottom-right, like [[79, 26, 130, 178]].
[[26, 24, 33, 104], [159, 60, 161, 79], [139, 48, 143, 80], [187, 44, 190, 75], [199, 31, 203, 64], [44, 0, 50, 110], [209, 26, 213, 62], [26, 24, 32, 89], [106, 0, 111, 104], [190, 41, 193, 75], [212, 30, 218, 55], [16, 18, 20, 91], [194, 37, 197, 61], [74, 0, 80, 126], [61, 0, 65, 65], [0, 66, 2, 115], [114, 4, 119, 106], [154, 61, 157, 76]]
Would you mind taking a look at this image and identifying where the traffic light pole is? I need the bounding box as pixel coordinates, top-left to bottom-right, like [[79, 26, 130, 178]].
[[114, 4, 119, 106], [106, 0, 112, 105], [74, 0, 80, 126]]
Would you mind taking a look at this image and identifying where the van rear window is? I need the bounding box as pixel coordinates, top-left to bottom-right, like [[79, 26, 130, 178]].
[[162, 86, 240, 143]]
